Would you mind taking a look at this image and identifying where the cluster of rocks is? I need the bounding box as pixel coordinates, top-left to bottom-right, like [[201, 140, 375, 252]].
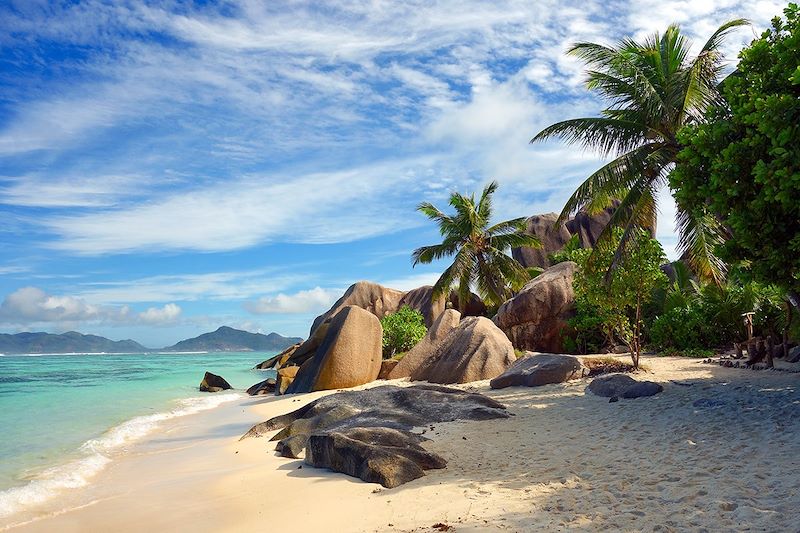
[[197, 203, 677, 487], [240, 385, 509, 488]]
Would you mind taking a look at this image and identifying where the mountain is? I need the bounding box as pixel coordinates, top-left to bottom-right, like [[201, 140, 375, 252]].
[[0, 331, 148, 354], [163, 326, 302, 352]]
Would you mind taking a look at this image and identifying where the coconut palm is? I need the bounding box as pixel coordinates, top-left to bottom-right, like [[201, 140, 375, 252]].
[[531, 20, 749, 284], [412, 181, 541, 310]]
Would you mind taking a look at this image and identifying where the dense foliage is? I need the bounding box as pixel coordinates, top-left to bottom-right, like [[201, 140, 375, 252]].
[[671, 4, 800, 304], [380, 306, 427, 358], [412, 181, 541, 309], [532, 20, 748, 283], [569, 228, 667, 368], [650, 277, 788, 351]]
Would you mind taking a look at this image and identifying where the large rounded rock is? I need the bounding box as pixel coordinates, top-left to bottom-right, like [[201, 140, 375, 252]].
[[398, 286, 486, 327], [246, 377, 277, 395], [287, 306, 383, 393], [254, 342, 301, 370], [398, 286, 447, 327], [310, 281, 404, 335], [512, 204, 617, 269], [410, 316, 515, 384], [241, 384, 508, 487], [199, 371, 232, 392], [494, 261, 576, 352], [587, 374, 663, 399], [388, 309, 461, 379], [306, 427, 446, 488], [276, 366, 299, 395], [490, 353, 585, 389]]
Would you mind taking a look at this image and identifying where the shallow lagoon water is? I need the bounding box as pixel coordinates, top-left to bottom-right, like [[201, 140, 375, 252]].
[[0, 351, 275, 518]]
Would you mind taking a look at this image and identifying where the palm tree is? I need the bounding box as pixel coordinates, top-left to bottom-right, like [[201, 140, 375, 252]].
[[531, 20, 749, 284], [412, 181, 541, 310]]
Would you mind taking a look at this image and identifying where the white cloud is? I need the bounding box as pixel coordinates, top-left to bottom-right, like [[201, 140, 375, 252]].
[[244, 287, 342, 315], [0, 174, 150, 208], [137, 303, 182, 324], [0, 287, 182, 326], [43, 161, 430, 254], [0, 0, 781, 259]]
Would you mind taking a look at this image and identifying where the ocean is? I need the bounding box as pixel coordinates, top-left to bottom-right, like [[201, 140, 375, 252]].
[[0, 351, 276, 520]]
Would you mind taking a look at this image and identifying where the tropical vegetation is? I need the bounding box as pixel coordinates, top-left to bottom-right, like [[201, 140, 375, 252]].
[[380, 306, 427, 359], [671, 4, 800, 311], [412, 181, 541, 310], [567, 228, 667, 368], [531, 19, 749, 284]]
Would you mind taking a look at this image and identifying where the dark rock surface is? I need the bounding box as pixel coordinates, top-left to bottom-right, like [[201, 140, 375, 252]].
[[305, 427, 446, 488], [199, 371, 232, 392], [246, 377, 277, 395], [378, 359, 399, 379], [512, 203, 618, 269], [490, 353, 586, 389], [241, 385, 508, 487], [254, 342, 301, 370], [493, 262, 576, 353], [586, 374, 663, 399]]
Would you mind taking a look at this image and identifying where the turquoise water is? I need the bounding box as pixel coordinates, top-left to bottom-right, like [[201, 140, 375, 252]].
[[0, 351, 276, 518]]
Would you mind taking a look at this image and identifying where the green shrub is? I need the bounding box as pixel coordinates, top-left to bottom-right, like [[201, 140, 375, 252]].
[[649, 279, 788, 351], [380, 306, 427, 358]]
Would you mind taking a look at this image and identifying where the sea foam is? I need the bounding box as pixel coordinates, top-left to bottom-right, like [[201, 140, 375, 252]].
[[0, 392, 241, 520]]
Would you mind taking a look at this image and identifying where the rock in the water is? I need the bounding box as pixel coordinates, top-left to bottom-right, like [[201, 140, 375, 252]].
[[410, 316, 515, 384], [254, 343, 301, 370], [241, 384, 508, 486], [490, 353, 586, 389], [788, 345, 800, 363], [310, 281, 404, 335], [586, 374, 663, 399], [276, 366, 299, 395], [512, 203, 617, 269], [199, 371, 232, 392], [388, 309, 461, 379], [494, 262, 576, 352], [286, 306, 383, 393], [378, 359, 399, 379], [247, 377, 277, 396], [305, 427, 446, 488]]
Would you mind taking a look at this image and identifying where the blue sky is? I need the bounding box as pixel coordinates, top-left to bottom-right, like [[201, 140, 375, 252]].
[[0, 0, 781, 347]]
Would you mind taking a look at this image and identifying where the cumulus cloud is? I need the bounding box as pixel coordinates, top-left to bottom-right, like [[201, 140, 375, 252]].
[[0, 287, 182, 326], [244, 287, 342, 315]]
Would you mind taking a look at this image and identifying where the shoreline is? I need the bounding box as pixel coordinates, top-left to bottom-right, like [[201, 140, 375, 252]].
[[5, 356, 800, 532]]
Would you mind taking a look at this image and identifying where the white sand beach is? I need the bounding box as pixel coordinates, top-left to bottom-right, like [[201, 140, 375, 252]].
[[5, 356, 799, 533]]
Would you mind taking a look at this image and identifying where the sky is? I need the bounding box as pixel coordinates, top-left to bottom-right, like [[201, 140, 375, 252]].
[[0, 0, 783, 347]]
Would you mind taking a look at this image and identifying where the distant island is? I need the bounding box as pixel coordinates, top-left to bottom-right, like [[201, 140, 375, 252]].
[[0, 331, 148, 354], [161, 326, 302, 353], [0, 327, 302, 354]]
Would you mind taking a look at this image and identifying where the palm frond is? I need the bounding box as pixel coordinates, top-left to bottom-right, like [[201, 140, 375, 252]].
[[675, 205, 728, 286], [556, 143, 661, 223], [531, 117, 651, 156]]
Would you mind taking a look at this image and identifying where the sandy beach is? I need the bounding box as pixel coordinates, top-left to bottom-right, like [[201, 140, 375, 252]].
[[5, 355, 799, 533]]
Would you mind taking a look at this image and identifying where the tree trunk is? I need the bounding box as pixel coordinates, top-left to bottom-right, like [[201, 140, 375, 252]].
[[746, 339, 762, 365], [765, 336, 774, 368]]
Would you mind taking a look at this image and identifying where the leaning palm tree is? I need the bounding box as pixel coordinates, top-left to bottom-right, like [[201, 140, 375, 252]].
[[531, 20, 749, 284], [412, 181, 541, 310]]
